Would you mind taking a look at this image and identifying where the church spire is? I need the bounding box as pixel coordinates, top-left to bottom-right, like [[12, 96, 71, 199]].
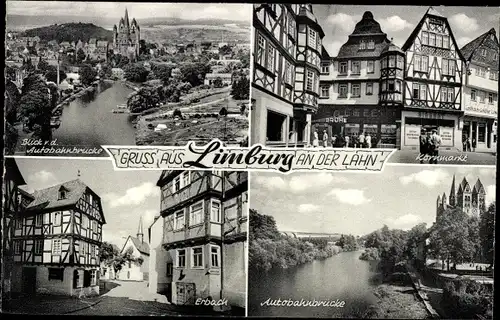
[[449, 174, 456, 207], [124, 7, 130, 28], [137, 215, 144, 243]]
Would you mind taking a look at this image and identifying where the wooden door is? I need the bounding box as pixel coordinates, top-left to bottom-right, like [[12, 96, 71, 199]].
[[22, 267, 36, 294]]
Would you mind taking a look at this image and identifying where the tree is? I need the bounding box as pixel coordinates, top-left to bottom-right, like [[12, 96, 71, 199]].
[[336, 234, 358, 251], [99, 63, 112, 79], [479, 202, 495, 265], [37, 58, 50, 72], [127, 86, 161, 113], [99, 242, 142, 274], [219, 45, 232, 56], [213, 77, 223, 88], [151, 63, 172, 84], [44, 65, 67, 84], [179, 62, 211, 87], [230, 77, 249, 100], [79, 64, 97, 86], [123, 63, 149, 83], [173, 109, 183, 118], [405, 223, 428, 262], [76, 48, 86, 63]]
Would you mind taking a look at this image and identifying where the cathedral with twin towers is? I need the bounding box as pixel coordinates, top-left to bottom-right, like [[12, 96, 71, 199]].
[[112, 8, 141, 59], [436, 175, 486, 220]]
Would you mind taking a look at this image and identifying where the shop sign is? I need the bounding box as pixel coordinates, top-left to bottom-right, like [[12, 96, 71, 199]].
[[404, 124, 421, 146], [326, 117, 347, 123], [439, 127, 454, 147], [466, 104, 498, 116]]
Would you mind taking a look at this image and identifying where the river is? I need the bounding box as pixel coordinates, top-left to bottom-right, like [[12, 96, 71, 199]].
[[249, 251, 378, 318], [52, 81, 136, 147]]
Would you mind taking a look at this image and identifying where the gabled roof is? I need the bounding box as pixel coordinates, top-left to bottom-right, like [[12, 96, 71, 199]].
[[473, 178, 485, 194], [401, 6, 465, 62], [121, 235, 150, 256], [460, 28, 499, 69], [3, 158, 26, 185], [26, 179, 87, 211]]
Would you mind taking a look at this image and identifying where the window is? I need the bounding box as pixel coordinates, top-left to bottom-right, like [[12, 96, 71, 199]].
[[381, 57, 387, 69], [15, 218, 22, 229], [306, 70, 314, 91], [189, 201, 203, 226], [366, 83, 373, 95], [308, 28, 317, 49], [182, 172, 190, 188], [267, 44, 275, 71], [211, 246, 220, 268], [351, 61, 360, 74], [389, 56, 395, 68], [429, 33, 436, 47], [81, 242, 87, 256], [442, 59, 455, 75], [413, 83, 427, 100], [320, 85, 330, 98], [284, 60, 292, 83], [288, 13, 295, 36], [359, 41, 366, 50], [166, 263, 173, 276], [481, 49, 487, 57], [35, 239, 43, 254], [367, 61, 374, 73], [351, 84, 360, 97], [488, 93, 494, 104], [52, 239, 62, 255], [443, 35, 449, 49], [489, 71, 498, 80], [176, 249, 186, 268], [339, 62, 348, 74], [174, 210, 185, 230], [479, 68, 486, 78], [33, 214, 42, 227], [436, 34, 443, 48], [414, 55, 428, 72], [321, 62, 329, 74], [479, 91, 485, 103], [256, 34, 265, 66], [48, 268, 64, 281], [90, 270, 97, 286], [448, 88, 454, 102], [471, 89, 476, 101], [339, 84, 348, 98], [388, 80, 395, 91], [54, 212, 62, 226], [395, 80, 401, 92], [422, 31, 429, 45], [14, 240, 22, 254], [58, 189, 66, 200], [211, 199, 221, 223], [191, 247, 203, 268], [367, 40, 375, 50]]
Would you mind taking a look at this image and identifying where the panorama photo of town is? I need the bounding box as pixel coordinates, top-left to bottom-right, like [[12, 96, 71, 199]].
[[251, 4, 498, 165], [5, 2, 251, 157], [3, 158, 248, 316]]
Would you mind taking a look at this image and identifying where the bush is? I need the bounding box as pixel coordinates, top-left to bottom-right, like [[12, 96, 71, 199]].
[[173, 109, 182, 118], [360, 248, 380, 261], [442, 279, 493, 319]]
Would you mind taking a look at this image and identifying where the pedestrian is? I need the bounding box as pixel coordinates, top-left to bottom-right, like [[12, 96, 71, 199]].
[[429, 129, 442, 164], [419, 128, 429, 164], [344, 135, 350, 148], [331, 135, 337, 148], [462, 135, 467, 152], [472, 137, 476, 152], [467, 136, 471, 152], [323, 130, 328, 148], [313, 130, 319, 148], [358, 132, 365, 148], [365, 133, 372, 149]]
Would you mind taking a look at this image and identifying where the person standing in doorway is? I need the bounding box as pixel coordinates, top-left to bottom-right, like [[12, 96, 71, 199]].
[[313, 130, 319, 148], [323, 130, 328, 148], [358, 132, 365, 148], [419, 128, 429, 164], [429, 129, 442, 164], [462, 135, 467, 152], [466, 136, 472, 152], [365, 133, 372, 149], [472, 137, 476, 152]]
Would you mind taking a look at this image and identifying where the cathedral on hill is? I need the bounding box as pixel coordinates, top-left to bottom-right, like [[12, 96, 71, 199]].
[[436, 175, 486, 220], [112, 8, 140, 60]]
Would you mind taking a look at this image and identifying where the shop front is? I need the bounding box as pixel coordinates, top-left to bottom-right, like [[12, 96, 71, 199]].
[[400, 110, 462, 151], [462, 117, 497, 153], [312, 106, 401, 148]]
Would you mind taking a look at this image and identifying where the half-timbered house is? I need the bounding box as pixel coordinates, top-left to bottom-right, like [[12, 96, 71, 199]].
[[117, 216, 150, 281], [149, 170, 247, 309], [2, 158, 28, 299], [9, 178, 106, 296], [401, 7, 466, 150], [251, 4, 325, 147], [460, 28, 499, 153], [316, 11, 401, 148]]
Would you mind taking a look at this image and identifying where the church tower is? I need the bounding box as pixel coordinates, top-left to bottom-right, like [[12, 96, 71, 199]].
[[457, 177, 472, 215], [472, 178, 486, 216], [449, 174, 456, 207], [137, 215, 144, 244], [436, 194, 442, 221]]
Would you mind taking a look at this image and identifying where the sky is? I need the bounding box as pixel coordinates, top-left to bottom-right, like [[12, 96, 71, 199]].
[[14, 158, 161, 250], [251, 165, 496, 237], [5, 1, 251, 22], [314, 5, 500, 56]]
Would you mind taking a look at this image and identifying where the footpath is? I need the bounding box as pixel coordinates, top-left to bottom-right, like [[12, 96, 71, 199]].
[[406, 263, 444, 319]]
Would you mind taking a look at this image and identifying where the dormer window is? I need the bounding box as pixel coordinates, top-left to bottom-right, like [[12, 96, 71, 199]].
[[367, 41, 375, 50], [58, 187, 68, 200], [359, 41, 366, 50], [481, 49, 487, 57]]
